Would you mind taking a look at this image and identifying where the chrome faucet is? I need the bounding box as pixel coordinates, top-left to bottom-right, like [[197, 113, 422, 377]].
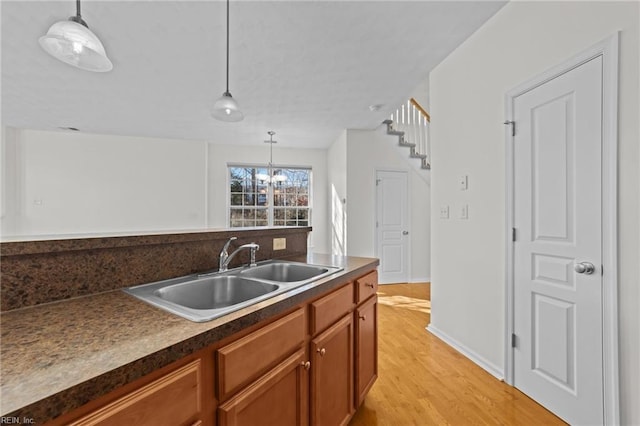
[[219, 237, 260, 272]]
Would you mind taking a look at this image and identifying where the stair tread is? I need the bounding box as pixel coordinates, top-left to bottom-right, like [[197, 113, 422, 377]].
[[384, 118, 431, 173]]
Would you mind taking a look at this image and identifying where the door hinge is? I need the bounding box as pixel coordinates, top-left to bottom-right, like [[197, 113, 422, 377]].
[[512, 228, 516, 242], [376, 221, 379, 228], [504, 120, 516, 137], [376, 179, 381, 186], [511, 333, 517, 348]]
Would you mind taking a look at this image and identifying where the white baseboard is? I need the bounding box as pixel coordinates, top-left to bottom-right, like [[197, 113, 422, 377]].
[[426, 324, 505, 381]]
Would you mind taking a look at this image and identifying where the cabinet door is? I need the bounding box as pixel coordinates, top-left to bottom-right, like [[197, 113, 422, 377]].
[[310, 314, 354, 426], [218, 349, 308, 426], [355, 296, 378, 406]]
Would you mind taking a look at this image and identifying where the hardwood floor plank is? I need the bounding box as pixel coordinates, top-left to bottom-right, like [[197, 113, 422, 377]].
[[349, 283, 565, 426]]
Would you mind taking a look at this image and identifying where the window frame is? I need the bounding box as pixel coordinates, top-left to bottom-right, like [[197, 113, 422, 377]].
[[227, 163, 312, 228]]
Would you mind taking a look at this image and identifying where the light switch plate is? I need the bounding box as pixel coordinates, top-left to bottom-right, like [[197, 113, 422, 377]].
[[460, 204, 469, 220], [440, 205, 450, 219], [273, 238, 287, 250]]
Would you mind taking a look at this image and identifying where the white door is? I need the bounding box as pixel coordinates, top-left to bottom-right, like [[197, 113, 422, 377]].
[[512, 56, 603, 424], [375, 170, 409, 284]]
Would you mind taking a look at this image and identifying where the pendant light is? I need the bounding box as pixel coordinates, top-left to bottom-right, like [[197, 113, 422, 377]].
[[39, 0, 113, 72], [212, 0, 243, 122], [261, 131, 287, 184]]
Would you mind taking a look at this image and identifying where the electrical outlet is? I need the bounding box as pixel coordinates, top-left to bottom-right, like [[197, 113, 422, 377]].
[[273, 238, 287, 250]]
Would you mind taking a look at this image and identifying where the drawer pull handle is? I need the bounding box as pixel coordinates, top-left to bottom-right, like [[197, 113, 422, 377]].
[[317, 348, 326, 357], [359, 315, 366, 321], [365, 283, 375, 288], [301, 361, 311, 370]]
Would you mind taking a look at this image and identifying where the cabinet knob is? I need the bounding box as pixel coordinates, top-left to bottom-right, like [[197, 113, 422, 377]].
[[359, 315, 366, 321], [301, 361, 311, 370], [365, 283, 374, 288], [317, 348, 326, 357]]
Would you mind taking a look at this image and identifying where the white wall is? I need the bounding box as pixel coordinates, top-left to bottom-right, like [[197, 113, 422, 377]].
[[206, 143, 329, 254], [346, 128, 431, 282], [1, 129, 207, 238], [429, 2, 639, 423], [327, 130, 348, 256], [1, 129, 330, 255]]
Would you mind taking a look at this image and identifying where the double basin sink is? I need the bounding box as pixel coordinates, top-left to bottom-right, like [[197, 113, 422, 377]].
[[123, 260, 343, 322]]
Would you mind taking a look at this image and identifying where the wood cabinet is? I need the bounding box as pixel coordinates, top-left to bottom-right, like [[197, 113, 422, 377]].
[[218, 349, 309, 426], [47, 266, 378, 426], [355, 295, 378, 406], [309, 284, 354, 335], [70, 360, 203, 426], [217, 308, 306, 400], [310, 314, 354, 426], [355, 270, 378, 304]]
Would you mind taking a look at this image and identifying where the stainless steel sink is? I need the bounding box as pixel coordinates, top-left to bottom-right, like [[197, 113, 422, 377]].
[[239, 262, 330, 282], [123, 260, 343, 322], [156, 276, 279, 310]]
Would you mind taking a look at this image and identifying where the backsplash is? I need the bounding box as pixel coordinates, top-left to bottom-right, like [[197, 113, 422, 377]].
[[0, 227, 310, 311]]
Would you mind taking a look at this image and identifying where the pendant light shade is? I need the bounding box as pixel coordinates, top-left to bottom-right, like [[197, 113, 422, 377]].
[[39, 1, 112, 72], [212, 0, 243, 122], [212, 92, 243, 122]]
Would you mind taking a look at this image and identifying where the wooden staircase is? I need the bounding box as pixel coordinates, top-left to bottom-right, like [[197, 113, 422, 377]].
[[383, 98, 431, 170]]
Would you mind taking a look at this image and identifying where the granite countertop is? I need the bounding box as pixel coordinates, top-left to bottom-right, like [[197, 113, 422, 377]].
[[0, 253, 378, 423]]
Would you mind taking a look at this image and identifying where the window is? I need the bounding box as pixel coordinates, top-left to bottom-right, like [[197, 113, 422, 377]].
[[229, 166, 311, 228]]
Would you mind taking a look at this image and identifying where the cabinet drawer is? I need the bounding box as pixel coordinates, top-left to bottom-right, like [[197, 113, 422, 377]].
[[217, 308, 305, 401], [310, 284, 354, 336], [355, 270, 378, 304], [71, 360, 202, 426]]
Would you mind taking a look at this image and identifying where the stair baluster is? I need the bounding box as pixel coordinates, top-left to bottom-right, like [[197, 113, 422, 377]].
[[385, 98, 430, 170]]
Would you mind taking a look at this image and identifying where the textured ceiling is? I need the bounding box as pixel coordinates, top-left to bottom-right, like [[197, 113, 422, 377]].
[[1, 1, 505, 148]]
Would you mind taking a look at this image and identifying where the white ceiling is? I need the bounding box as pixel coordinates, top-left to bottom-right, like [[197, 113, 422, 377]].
[[1, 1, 505, 148]]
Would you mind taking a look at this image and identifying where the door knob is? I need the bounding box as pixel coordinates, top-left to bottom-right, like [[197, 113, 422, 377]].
[[317, 348, 326, 357], [403, 231, 409, 235], [574, 262, 596, 275]]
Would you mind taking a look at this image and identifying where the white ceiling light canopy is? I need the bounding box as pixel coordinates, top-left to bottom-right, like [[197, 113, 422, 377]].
[[39, 0, 113, 72], [212, 0, 243, 122]]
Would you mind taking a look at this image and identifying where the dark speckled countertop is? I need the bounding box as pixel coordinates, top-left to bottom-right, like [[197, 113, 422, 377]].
[[0, 253, 378, 423]]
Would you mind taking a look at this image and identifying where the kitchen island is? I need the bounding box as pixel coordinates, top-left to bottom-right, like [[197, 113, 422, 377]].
[[1, 252, 378, 425]]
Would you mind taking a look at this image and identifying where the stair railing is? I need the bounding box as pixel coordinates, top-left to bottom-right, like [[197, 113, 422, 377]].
[[389, 98, 431, 169]]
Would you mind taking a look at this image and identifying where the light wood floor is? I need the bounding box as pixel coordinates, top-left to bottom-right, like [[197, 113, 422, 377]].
[[349, 283, 566, 426]]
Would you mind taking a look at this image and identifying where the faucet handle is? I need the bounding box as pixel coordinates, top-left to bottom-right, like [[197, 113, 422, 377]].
[[222, 236, 237, 253]]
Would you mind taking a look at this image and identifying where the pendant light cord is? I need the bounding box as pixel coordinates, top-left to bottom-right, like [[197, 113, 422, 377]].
[[76, 0, 81, 18], [225, 0, 230, 94]]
